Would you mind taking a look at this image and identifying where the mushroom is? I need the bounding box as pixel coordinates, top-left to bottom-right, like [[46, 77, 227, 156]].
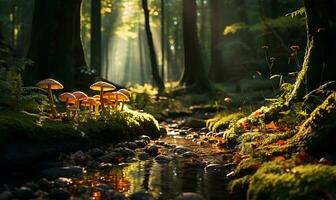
[[103, 92, 117, 109], [113, 91, 130, 111], [36, 78, 64, 118], [82, 97, 96, 116], [118, 89, 131, 98], [224, 97, 232, 111], [68, 105, 80, 118], [72, 91, 88, 109], [59, 92, 76, 118], [90, 81, 116, 114]]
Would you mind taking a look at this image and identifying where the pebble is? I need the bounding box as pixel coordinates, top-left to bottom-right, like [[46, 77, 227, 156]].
[[204, 164, 223, 173], [181, 151, 199, 159], [135, 140, 147, 148], [176, 192, 205, 200], [174, 146, 191, 155], [95, 184, 113, 192], [121, 148, 136, 158], [88, 148, 104, 157], [129, 191, 153, 200], [54, 177, 72, 187], [138, 152, 150, 161], [146, 145, 159, 156], [49, 188, 70, 200], [126, 142, 138, 150], [139, 135, 151, 144], [154, 155, 173, 164], [14, 186, 35, 199]]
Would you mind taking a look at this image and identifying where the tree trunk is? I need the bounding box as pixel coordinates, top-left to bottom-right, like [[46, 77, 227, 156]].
[[288, 0, 336, 103], [161, 0, 165, 83], [179, 0, 212, 92], [142, 0, 165, 92], [25, 0, 86, 88], [91, 0, 101, 77], [208, 0, 226, 82]]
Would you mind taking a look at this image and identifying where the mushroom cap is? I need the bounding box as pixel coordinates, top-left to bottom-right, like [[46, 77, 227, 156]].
[[224, 97, 232, 104], [114, 91, 130, 102], [36, 78, 64, 90], [81, 100, 91, 107], [73, 91, 88, 100], [59, 92, 76, 103], [103, 92, 117, 100], [118, 89, 131, 98], [93, 95, 100, 100], [68, 105, 80, 111], [90, 81, 116, 91]]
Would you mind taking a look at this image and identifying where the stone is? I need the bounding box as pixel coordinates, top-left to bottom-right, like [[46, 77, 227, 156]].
[[181, 151, 199, 159], [121, 148, 135, 158], [138, 152, 150, 161], [37, 178, 51, 190], [146, 145, 159, 156], [208, 139, 217, 144], [111, 192, 127, 200], [41, 166, 84, 178], [70, 150, 86, 161], [116, 142, 127, 148], [98, 152, 120, 163], [154, 155, 173, 164], [204, 164, 223, 173], [126, 142, 138, 150], [95, 184, 113, 192], [77, 185, 90, 194], [14, 186, 35, 199], [184, 118, 206, 128], [135, 140, 147, 148], [160, 128, 168, 137], [88, 148, 104, 157], [139, 135, 151, 143], [54, 177, 72, 187], [176, 192, 205, 200], [49, 188, 70, 200], [129, 191, 152, 200], [174, 146, 190, 155], [98, 162, 113, 169]]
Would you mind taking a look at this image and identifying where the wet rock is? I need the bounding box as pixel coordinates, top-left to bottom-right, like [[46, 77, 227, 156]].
[[49, 188, 70, 200], [138, 152, 150, 161], [98, 162, 113, 169], [154, 155, 173, 164], [213, 132, 224, 137], [174, 146, 190, 155], [208, 139, 217, 144], [179, 130, 188, 136], [146, 145, 159, 156], [14, 186, 35, 199], [0, 191, 13, 200], [155, 140, 165, 145], [126, 157, 138, 163], [184, 118, 206, 128], [200, 127, 209, 132], [116, 142, 127, 148], [176, 192, 205, 200], [37, 178, 51, 190], [88, 148, 104, 157], [205, 164, 224, 173], [54, 177, 72, 188], [95, 184, 113, 192], [126, 142, 138, 150], [23, 182, 39, 192], [41, 166, 84, 178], [135, 140, 147, 148], [181, 151, 199, 159], [98, 152, 120, 163], [139, 135, 151, 143], [226, 171, 235, 178], [76, 185, 90, 194], [70, 150, 86, 161], [206, 132, 213, 136], [87, 160, 100, 168], [193, 134, 200, 139], [121, 148, 135, 158], [129, 191, 153, 200]]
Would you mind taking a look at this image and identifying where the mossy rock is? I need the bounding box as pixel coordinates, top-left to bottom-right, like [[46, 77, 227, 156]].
[[247, 161, 336, 200], [229, 175, 251, 200], [207, 112, 245, 132], [288, 92, 336, 156]]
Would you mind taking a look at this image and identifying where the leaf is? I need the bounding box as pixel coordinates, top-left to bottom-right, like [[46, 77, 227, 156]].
[[286, 7, 306, 18], [275, 140, 286, 145], [273, 156, 285, 161], [266, 121, 277, 130]]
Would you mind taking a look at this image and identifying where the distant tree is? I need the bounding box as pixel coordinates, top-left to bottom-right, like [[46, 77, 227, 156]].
[[25, 0, 86, 88], [289, 0, 336, 103], [141, 0, 165, 92], [91, 0, 101, 77], [180, 0, 212, 92]]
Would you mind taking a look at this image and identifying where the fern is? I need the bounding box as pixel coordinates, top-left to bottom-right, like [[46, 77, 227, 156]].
[[286, 7, 306, 18]]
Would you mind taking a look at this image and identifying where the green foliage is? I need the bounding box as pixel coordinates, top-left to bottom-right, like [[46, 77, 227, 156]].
[[0, 67, 22, 109], [247, 162, 336, 200], [206, 112, 245, 132], [250, 16, 305, 33], [286, 7, 306, 18]]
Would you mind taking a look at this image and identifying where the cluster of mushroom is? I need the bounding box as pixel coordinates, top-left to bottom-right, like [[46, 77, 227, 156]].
[[36, 78, 131, 118]]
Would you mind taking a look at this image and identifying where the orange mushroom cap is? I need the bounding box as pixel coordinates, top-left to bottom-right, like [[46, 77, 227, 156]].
[[36, 78, 64, 90], [59, 92, 76, 103], [103, 92, 117, 100], [73, 91, 88, 100], [93, 95, 100, 100], [118, 89, 131, 98], [113, 91, 129, 102], [90, 81, 116, 91]]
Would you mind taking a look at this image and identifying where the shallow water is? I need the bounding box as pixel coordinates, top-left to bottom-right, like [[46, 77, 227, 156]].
[[71, 136, 230, 200]]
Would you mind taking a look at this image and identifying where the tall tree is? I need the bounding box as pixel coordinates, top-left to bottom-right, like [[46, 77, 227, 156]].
[[180, 0, 212, 92], [91, 0, 101, 77], [289, 0, 336, 103], [208, 0, 225, 82], [25, 0, 86, 88], [142, 0, 164, 92], [161, 0, 165, 83]]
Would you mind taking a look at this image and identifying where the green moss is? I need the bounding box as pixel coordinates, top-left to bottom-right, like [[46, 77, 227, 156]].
[[207, 112, 245, 132], [229, 175, 251, 200], [235, 158, 263, 178], [247, 161, 336, 200]]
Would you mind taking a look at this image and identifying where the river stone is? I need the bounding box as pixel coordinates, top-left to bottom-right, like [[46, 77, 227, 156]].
[[174, 146, 190, 155], [77, 185, 90, 194], [176, 192, 205, 200], [126, 142, 138, 150], [208, 139, 217, 144], [98, 162, 113, 170], [160, 128, 168, 137], [95, 184, 113, 192], [154, 155, 173, 164], [135, 140, 147, 148], [37, 178, 51, 190], [98, 152, 120, 163], [88, 148, 104, 157], [204, 164, 224, 173], [54, 177, 72, 187], [116, 142, 127, 148], [181, 151, 199, 159], [139, 135, 151, 143], [184, 118, 206, 128], [49, 188, 70, 200], [41, 166, 84, 178], [138, 152, 150, 161], [129, 191, 153, 200], [121, 148, 135, 158], [146, 145, 159, 156], [179, 130, 188, 136], [14, 186, 35, 199]]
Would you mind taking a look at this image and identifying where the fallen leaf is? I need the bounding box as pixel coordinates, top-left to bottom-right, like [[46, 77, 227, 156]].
[[275, 140, 286, 145], [266, 121, 277, 130], [273, 156, 285, 161]]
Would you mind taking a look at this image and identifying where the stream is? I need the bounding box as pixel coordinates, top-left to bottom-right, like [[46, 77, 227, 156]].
[[0, 116, 235, 200]]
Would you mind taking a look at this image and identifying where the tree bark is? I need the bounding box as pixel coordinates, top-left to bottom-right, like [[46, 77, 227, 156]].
[[142, 0, 165, 92], [179, 0, 212, 92], [288, 0, 336, 103], [90, 0, 101, 77], [25, 0, 86, 88]]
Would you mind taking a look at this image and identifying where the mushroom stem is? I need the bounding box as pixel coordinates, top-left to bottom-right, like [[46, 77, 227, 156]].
[[65, 100, 71, 118], [121, 102, 124, 111], [95, 104, 99, 116], [100, 87, 105, 115], [47, 85, 58, 118]]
